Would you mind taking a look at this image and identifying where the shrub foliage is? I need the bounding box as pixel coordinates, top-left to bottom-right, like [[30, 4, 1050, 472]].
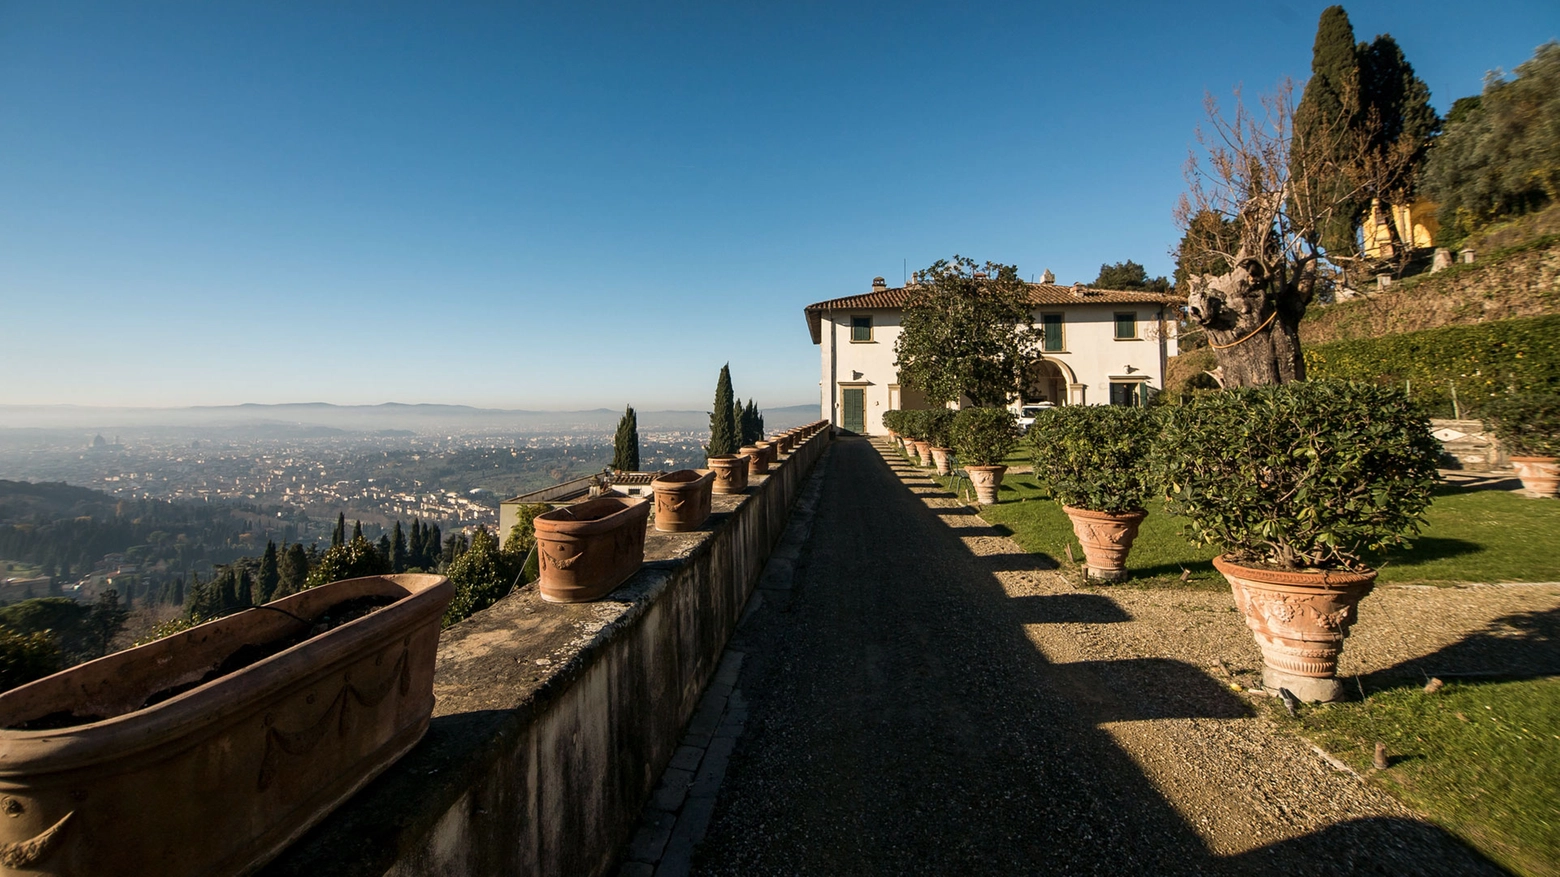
[[951, 407, 1019, 467], [1483, 392, 1560, 457], [1026, 406, 1156, 513], [1151, 382, 1440, 570]]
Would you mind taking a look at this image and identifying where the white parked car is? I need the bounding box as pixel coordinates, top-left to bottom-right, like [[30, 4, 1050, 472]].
[[1016, 403, 1055, 432]]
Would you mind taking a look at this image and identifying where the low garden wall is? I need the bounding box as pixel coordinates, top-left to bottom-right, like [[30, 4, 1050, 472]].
[[258, 427, 831, 877]]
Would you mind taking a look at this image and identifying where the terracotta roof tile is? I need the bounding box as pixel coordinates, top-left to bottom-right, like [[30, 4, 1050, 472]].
[[803, 283, 1184, 344]]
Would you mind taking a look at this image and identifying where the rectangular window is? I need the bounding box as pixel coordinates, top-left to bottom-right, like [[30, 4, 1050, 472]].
[[1041, 314, 1064, 352], [1114, 312, 1137, 340], [1109, 382, 1141, 407], [850, 315, 873, 342]]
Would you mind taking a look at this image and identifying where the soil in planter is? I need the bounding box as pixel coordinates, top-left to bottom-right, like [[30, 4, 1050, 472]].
[[6, 595, 399, 731]]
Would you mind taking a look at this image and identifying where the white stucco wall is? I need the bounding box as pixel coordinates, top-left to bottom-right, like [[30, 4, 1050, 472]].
[[816, 303, 1179, 435]]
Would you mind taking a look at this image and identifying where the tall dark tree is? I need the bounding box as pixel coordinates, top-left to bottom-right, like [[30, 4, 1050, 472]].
[[427, 524, 442, 569], [257, 540, 280, 605], [279, 542, 309, 597], [1290, 5, 1364, 260], [740, 399, 762, 445], [708, 364, 740, 456], [331, 513, 346, 548], [1173, 209, 1239, 290], [391, 522, 408, 573], [1092, 260, 1170, 291], [376, 533, 391, 561], [409, 520, 425, 569], [351, 520, 363, 542], [236, 568, 254, 609], [612, 406, 640, 472]]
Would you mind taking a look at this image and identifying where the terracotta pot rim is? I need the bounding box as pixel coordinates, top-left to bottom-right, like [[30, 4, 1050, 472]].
[[965, 464, 1008, 472], [0, 573, 451, 762], [652, 469, 714, 488], [1511, 455, 1558, 463], [535, 496, 650, 537], [1061, 505, 1147, 523], [706, 455, 743, 464], [1212, 555, 1377, 587]]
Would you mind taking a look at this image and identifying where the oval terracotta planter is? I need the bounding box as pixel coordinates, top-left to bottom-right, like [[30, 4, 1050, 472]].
[[706, 455, 749, 495], [755, 440, 776, 466], [930, 446, 953, 476], [965, 464, 1007, 504], [1061, 506, 1147, 582], [1214, 556, 1376, 703], [1511, 456, 1559, 498], [740, 446, 768, 476], [535, 496, 651, 603], [652, 469, 715, 532], [0, 573, 453, 877]]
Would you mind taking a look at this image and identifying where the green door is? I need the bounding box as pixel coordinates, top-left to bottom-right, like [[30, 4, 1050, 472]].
[[842, 388, 866, 433]]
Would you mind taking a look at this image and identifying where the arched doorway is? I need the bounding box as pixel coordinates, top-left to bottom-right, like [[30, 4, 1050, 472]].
[[1023, 359, 1069, 406]]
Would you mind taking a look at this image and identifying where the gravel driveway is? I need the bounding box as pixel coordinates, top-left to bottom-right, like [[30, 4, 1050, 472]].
[[687, 436, 1536, 876]]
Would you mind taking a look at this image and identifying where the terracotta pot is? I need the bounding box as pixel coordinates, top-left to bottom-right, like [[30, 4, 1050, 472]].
[[913, 441, 933, 466], [774, 434, 792, 454], [930, 446, 953, 476], [1061, 506, 1147, 582], [535, 496, 651, 603], [741, 445, 768, 476], [1214, 556, 1376, 703], [706, 455, 749, 494], [965, 464, 1007, 504], [904, 440, 921, 463], [0, 574, 452, 877], [651, 469, 715, 532], [755, 440, 777, 466], [1511, 456, 1560, 498]]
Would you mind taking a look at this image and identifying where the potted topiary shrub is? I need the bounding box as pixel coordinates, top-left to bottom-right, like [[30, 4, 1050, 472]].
[[951, 407, 1019, 504], [924, 409, 957, 475], [899, 410, 926, 464], [883, 409, 903, 443], [1151, 382, 1439, 702], [1027, 405, 1155, 582], [1484, 392, 1560, 497]]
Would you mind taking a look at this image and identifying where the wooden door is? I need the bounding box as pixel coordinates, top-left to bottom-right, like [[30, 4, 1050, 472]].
[[842, 388, 866, 433]]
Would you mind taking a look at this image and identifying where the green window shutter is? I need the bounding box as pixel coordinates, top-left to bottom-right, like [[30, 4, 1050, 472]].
[[1042, 314, 1064, 351], [1114, 312, 1136, 340], [851, 316, 872, 342]]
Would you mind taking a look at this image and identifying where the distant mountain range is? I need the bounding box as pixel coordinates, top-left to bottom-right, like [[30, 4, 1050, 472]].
[[0, 402, 821, 436]]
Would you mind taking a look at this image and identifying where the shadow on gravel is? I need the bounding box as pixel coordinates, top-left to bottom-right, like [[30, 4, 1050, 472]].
[[978, 552, 1061, 573], [1008, 592, 1128, 623], [1360, 606, 1560, 693], [691, 437, 1504, 877], [1228, 816, 1510, 876]]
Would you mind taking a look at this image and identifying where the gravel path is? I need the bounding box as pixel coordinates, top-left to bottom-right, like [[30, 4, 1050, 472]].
[[687, 436, 1533, 876]]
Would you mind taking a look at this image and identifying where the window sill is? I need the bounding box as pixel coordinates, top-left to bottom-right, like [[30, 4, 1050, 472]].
[[848, 339, 877, 344]]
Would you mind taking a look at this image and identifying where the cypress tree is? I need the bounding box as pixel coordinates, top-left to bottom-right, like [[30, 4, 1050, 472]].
[[1359, 34, 1438, 203], [257, 540, 280, 604], [391, 521, 408, 573], [409, 520, 425, 569], [1290, 5, 1364, 259], [428, 525, 442, 568], [612, 405, 640, 472], [708, 363, 739, 456], [332, 513, 346, 548], [352, 520, 363, 542], [280, 542, 309, 596], [236, 568, 254, 609]]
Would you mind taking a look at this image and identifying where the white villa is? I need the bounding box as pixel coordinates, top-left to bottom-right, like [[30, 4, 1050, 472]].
[[804, 275, 1183, 435]]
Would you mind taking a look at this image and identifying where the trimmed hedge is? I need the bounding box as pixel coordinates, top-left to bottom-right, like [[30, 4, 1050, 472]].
[[1304, 314, 1560, 417], [1026, 406, 1156, 514]]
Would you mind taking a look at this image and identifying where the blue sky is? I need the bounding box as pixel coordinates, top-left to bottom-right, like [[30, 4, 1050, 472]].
[[2, 2, 1555, 410]]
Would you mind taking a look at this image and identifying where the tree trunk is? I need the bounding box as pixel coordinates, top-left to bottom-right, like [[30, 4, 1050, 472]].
[[1188, 257, 1311, 387]]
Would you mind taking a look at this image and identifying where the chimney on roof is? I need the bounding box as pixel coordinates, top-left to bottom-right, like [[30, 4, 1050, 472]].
[[872, 276, 887, 291], [1041, 269, 1055, 284]]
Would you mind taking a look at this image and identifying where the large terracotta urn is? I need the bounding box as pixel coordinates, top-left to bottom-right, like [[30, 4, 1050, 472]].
[[913, 441, 933, 466], [965, 464, 1007, 504], [534, 496, 651, 603], [1511, 456, 1559, 497], [706, 455, 749, 494], [755, 440, 777, 467], [1062, 506, 1148, 582], [929, 446, 953, 476], [1214, 556, 1376, 703], [0, 574, 452, 877], [741, 445, 768, 476], [652, 469, 715, 532]]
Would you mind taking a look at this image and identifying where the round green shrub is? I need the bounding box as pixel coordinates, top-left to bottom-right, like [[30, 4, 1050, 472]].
[[1026, 405, 1155, 513], [924, 409, 956, 448], [951, 407, 1018, 466], [1150, 381, 1440, 570], [882, 409, 904, 435], [899, 410, 927, 441], [1483, 392, 1560, 457]]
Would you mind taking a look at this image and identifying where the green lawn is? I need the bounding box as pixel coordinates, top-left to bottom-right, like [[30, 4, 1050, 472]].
[[1290, 678, 1560, 877], [949, 471, 1560, 587]]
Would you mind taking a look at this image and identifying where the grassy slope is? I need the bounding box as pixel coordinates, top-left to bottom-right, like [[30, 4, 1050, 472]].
[[1293, 679, 1560, 877]]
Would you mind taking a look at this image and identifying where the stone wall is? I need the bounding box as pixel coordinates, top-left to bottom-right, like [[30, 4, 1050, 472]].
[[1430, 418, 1503, 470], [259, 428, 831, 877]]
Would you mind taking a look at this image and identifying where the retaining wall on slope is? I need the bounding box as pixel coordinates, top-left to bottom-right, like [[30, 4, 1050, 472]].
[[258, 427, 831, 877]]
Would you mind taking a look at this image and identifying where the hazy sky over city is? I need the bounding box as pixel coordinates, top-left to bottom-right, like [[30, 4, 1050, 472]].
[[2, 1, 1555, 410]]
